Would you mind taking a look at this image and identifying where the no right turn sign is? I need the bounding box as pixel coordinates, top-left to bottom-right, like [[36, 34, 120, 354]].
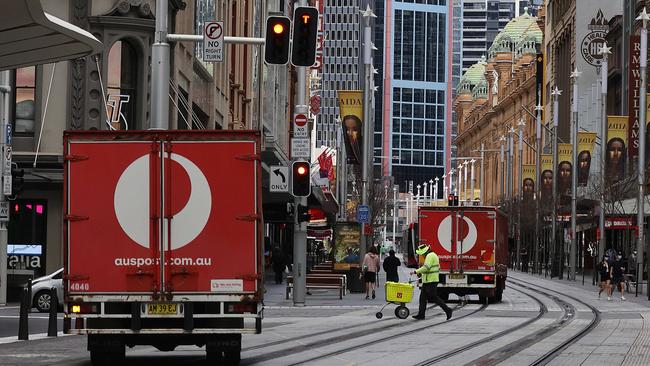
[[203, 21, 224, 62]]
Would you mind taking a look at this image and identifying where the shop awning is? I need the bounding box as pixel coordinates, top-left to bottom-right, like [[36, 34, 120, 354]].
[[0, 0, 102, 70]]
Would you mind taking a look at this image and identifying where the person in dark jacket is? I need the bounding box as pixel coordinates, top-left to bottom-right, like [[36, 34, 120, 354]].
[[383, 249, 401, 283], [272, 246, 286, 284]]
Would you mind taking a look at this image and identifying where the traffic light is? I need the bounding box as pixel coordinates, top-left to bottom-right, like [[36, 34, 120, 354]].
[[265, 16, 291, 65], [447, 194, 459, 206], [291, 7, 319, 67], [11, 167, 24, 197], [296, 204, 311, 223], [291, 160, 311, 197]]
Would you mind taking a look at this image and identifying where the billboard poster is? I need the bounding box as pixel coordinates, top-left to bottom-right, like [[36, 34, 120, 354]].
[[607, 115, 628, 181], [338, 90, 364, 165], [333, 222, 361, 270], [577, 131, 597, 186], [557, 143, 573, 196], [540, 154, 553, 201], [522, 164, 536, 202]]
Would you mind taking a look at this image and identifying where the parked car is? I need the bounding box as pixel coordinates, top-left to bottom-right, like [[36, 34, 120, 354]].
[[30, 268, 63, 312]]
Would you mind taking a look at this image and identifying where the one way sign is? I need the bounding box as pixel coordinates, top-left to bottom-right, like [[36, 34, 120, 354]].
[[270, 165, 289, 193]]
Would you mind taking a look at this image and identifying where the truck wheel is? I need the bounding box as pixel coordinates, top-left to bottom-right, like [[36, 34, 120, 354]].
[[206, 350, 223, 363], [223, 350, 241, 365]]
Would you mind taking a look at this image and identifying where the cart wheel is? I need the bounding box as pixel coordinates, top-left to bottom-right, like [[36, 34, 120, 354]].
[[375, 312, 383, 319], [395, 306, 410, 319]]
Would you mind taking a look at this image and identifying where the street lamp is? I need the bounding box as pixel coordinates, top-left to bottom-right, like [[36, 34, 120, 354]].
[[516, 118, 525, 270], [416, 184, 421, 207], [423, 181, 429, 207], [569, 67, 581, 281], [434, 177, 439, 206], [499, 135, 507, 201], [550, 86, 562, 278], [392, 185, 397, 247], [470, 159, 476, 202]]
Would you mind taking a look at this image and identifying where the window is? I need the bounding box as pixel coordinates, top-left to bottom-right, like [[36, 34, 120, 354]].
[[14, 67, 36, 135], [107, 40, 139, 130]]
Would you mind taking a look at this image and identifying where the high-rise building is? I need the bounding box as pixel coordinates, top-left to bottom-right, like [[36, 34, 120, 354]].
[[460, 0, 528, 72], [374, 0, 453, 191], [316, 0, 362, 148]]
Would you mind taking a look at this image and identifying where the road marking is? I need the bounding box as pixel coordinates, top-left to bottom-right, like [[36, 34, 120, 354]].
[[265, 305, 381, 309], [0, 332, 69, 345], [0, 306, 20, 310]]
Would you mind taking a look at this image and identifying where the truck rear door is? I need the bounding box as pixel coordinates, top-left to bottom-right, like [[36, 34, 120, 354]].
[[66, 140, 161, 294]]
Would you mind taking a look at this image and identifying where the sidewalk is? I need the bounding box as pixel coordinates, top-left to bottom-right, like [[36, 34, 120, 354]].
[[264, 256, 414, 308]]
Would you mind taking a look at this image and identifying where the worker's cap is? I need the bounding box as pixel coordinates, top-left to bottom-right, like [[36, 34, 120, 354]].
[[416, 244, 430, 256]]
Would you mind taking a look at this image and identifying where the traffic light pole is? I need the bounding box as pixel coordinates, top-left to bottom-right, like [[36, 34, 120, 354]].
[[292, 0, 308, 307], [359, 8, 373, 266], [0, 71, 9, 305]]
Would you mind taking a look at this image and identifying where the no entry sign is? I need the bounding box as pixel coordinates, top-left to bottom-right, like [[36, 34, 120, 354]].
[[294, 114, 308, 138]]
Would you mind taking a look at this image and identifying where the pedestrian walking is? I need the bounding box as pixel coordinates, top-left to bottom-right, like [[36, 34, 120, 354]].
[[383, 249, 401, 283], [610, 254, 626, 301], [410, 244, 452, 320], [362, 246, 380, 299], [271, 246, 286, 285], [597, 256, 610, 300]]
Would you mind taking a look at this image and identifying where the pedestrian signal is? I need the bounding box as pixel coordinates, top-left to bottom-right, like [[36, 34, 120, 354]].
[[265, 16, 291, 65], [291, 161, 311, 197], [296, 204, 311, 223], [291, 7, 319, 67]]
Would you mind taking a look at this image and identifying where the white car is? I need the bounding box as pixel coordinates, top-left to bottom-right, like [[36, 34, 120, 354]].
[[30, 268, 63, 313]]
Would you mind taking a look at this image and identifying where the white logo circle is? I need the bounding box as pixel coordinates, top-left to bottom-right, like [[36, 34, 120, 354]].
[[114, 153, 212, 250], [437, 214, 478, 254]]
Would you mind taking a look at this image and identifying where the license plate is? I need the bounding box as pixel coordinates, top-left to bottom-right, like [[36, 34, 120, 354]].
[[147, 303, 178, 315], [446, 274, 467, 285], [449, 274, 464, 280]]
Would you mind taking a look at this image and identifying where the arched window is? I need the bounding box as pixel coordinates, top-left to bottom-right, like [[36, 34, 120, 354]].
[[107, 40, 138, 130]]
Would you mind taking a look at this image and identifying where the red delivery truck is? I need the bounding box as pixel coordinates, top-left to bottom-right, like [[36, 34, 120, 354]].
[[418, 206, 508, 303], [63, 130, 263, 365]]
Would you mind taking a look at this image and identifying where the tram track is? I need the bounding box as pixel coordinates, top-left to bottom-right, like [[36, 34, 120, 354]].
[[280, 302, 488, 366]]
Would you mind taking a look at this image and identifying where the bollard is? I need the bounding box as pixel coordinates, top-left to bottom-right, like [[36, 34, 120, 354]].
[[18, 288, 29, 340], [26, 279, 32, 314], [47, 287, 58, 337]]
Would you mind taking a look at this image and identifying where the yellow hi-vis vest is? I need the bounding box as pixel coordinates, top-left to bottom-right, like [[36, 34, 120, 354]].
[[415, 251, 440, 283]]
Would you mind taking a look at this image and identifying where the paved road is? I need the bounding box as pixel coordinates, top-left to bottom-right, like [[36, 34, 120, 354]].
[[0, 305, 63, 340], [1, 267, 650, 365]]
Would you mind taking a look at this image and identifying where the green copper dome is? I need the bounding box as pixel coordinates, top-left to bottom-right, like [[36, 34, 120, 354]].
[[489, 7, 541, 57], [458, 58, 487, 93]]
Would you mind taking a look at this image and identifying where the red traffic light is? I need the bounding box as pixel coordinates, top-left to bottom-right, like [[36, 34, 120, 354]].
[[291, 161, 311, 197], [297, 165, 307, 175]]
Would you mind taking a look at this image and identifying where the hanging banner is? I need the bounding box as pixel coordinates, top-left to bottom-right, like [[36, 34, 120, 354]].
[[540, 154, 553, 201], [577, 132, 597, 186], [629, 36, 641, 157], [607, 115, 628, 181], [522, 164, 536, 202], [557, 143, 573, 196], [338, 90, 364, 165]]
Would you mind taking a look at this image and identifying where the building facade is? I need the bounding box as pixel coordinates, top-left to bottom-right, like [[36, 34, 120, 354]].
[[6, 0, 283, 289]]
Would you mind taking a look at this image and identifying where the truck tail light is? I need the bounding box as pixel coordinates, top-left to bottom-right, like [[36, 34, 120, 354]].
[[483, 275, 494, 282], [225, 303, 257, 314], [70, 303, 99, 314]]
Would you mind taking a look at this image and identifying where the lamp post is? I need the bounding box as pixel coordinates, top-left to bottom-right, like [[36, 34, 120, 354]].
[[392, 186, 397, 247], [500, 135, 506, 201], [449, 168, 455, 197], [383, 183, 388, 247], [597, 46, 609, 263], [434, 177, 439, 206], [416, 184, 421, 207], [442, 174, 447, 203], [463, 161, 469, 203], [517, 118, 525, 270], [429, 179, 434, 205], [457, 164, 463, 200], [635, 9, 649, 299], [535, 101, 543, 275], [569, 68, 581, 281], [551, 86, 562, 278], [423, 181, 429, 207], [470, 160, 476, 202]]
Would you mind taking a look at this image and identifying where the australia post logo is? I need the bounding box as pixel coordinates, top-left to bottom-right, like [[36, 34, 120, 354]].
[[113, 153, 212, 250], [436, 215, 478, 255]]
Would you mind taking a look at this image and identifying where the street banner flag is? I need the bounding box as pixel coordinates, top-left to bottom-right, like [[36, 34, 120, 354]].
[[522, 164, 535, 202], [557, 144, 573, 196], [338, 90, 364, 165], [540, 154, 553, 201], [607, 115, 628, 181], [577, 132, 596, 186]]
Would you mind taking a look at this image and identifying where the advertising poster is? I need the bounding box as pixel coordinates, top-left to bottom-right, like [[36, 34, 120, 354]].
[[577, 132, 597, 186], [338, 90, 364, 165], [522, 164, 536, 202], [607, 115, 628, 181], [557, 144, 573, 196], [333, 222, 361, 270], [540, 154, 553, 201]]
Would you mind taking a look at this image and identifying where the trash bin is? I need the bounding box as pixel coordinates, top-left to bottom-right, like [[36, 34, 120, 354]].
[[348, 267, 364, 293]]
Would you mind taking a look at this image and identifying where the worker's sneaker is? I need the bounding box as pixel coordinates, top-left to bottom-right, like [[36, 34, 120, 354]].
[[607, 296, 612, 301], [372, 290, 376, 299], [621, 296, 626, 301], [445, 309, 453, 320], [412, 315, 425, 320]]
